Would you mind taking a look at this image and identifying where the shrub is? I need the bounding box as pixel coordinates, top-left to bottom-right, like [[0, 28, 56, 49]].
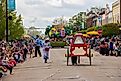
[[50, 41, 66, 47], [102, 23, 120, 36], [86, 26, 96, 32]]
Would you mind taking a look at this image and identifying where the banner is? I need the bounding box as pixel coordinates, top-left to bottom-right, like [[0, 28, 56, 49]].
[[8, 0, 16, 11], [0, 0, 1, 4]]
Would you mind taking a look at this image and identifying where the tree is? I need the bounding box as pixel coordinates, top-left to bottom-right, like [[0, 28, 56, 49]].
[[67, 12, 86, 33], [8, 13, 24, 40], [0, 1, 24, 40], [0, 0, 6, 40], [102, 23, 120, 36], [65, 25, 71, 35], [86, 26, 97, 32]]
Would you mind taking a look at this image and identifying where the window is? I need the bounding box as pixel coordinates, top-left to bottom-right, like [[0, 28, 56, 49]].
[[74, 36, 84, 44]]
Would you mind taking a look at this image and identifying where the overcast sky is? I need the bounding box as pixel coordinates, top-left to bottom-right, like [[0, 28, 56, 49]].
[[16, 0, 114, 28]]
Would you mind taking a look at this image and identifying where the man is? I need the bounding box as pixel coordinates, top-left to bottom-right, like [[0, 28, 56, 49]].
[[33, 35, 43, 58], [109, 39, 114, 56]]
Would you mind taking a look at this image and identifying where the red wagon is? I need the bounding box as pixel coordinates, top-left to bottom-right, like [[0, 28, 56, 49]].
[[66, 33, 93, 66]]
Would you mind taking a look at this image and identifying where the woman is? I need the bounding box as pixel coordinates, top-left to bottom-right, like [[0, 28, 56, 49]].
[[105, 43, 109, 56], [99, 41, 105, 55]]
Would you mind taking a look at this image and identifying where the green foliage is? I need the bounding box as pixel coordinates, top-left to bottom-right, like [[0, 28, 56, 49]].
[[45, 26, 51, 35], [50, 41, 66, 47], [102, 23, 120, 36], [0, 1, 6, 40], [8, 13, 24, 40], [0, 2, 24, 40], [67, 12, 86, 32], [86, 27, 96, 32], [65, 25, 72, 35], [78, 30, 87, 34]]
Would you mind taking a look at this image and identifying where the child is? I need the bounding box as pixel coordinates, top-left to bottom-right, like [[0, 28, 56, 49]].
[[43, 39, 51, 63]]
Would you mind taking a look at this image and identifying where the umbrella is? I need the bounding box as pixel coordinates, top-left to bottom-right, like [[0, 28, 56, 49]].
[[75, 33, 83, 35], [82, 34, 89, 37], [87, 31, 99, 35], [51, 28, 56, 31], [61, 28, 65, 30], [23, 35, 30, 38], [119, 28, 121, 30]]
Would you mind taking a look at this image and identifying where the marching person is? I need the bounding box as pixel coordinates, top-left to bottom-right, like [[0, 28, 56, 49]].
[[43, 38, 51, 63], [33, 35, 43, 58], [70, 38, 77, 65]]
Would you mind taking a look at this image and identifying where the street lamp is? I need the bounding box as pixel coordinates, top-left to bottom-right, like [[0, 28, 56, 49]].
[[120, 0, 121, 23], [6, 0, 8, 42]]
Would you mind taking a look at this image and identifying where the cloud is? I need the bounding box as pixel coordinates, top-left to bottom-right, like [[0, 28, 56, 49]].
[[46, 0, 63, 7], [24, 0, 41, 6], [63, 0, 85, 5], [16, 0, 114, 28], [24, 0, 63, 8]]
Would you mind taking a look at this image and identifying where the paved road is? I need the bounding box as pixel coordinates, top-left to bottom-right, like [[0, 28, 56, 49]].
[[3, 49, 121, 81]]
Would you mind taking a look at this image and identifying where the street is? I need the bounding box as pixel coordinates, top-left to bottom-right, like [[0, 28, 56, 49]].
[[3, 48, 121, 81]]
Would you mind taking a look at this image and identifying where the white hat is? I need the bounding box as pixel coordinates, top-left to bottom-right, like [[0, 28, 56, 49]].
[[45, 38, 49, 40]]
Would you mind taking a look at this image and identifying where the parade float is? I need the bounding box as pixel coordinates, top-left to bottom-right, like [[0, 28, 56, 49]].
[[48, 17, 67, 47]]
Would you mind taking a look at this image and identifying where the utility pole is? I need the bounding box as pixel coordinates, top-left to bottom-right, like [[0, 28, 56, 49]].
[[6, 0, 8, 42]]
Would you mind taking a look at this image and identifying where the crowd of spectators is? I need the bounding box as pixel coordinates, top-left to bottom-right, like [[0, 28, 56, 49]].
[[0, 39, 34, 78], [88, 36, 121, 56]]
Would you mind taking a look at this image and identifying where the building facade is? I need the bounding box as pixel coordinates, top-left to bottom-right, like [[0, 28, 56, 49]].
[[102, 11, 113, 25], [112, 0, 121, 23], [86, 7, 105, 28], [86, 4, 113, 28]]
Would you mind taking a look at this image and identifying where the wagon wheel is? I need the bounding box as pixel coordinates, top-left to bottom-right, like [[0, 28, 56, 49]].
[[67, 48, 69, 66], [89, 48, 91, 66]]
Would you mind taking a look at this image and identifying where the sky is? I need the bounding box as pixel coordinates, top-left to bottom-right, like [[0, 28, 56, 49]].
[[16, 0, 115, 28]]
